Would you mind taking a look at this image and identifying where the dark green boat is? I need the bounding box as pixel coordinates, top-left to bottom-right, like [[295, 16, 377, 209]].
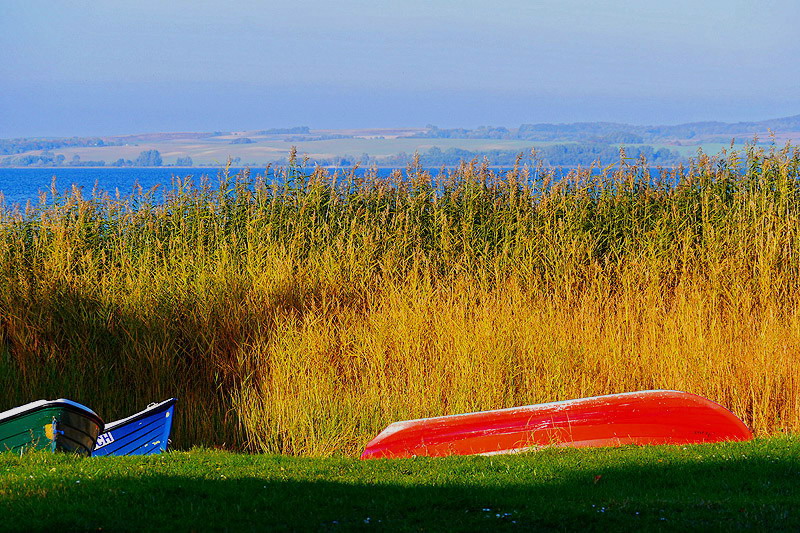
[[0, 399, 104, 455]]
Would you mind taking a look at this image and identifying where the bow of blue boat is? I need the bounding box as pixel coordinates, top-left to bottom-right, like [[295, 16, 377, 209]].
[[92, 398, 177, 457]]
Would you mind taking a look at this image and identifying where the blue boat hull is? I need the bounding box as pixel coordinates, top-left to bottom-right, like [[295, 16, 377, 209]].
[[92, 398, 177, 456]]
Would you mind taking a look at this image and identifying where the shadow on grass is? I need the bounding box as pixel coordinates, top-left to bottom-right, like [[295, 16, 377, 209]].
[[2, 450, 798, 531]]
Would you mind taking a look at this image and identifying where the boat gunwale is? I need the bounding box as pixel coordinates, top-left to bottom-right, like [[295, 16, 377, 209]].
[[380, 390, 734, 428], [102, 398, 176, 433], [0, 399, 104, 429]]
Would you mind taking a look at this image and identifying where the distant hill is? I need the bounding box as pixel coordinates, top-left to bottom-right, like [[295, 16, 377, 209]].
[[415, 114, 800, 143], [1, 116, 798, 168]]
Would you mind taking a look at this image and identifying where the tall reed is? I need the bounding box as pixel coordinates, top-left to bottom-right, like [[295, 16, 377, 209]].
[[1, 145, 799, 454]]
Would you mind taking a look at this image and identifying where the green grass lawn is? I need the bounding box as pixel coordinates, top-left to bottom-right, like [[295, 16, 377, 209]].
[[1, 437, 797, 531]]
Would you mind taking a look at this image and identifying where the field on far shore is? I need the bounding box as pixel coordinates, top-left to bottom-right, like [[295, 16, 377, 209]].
[[6, 130, 553, 166], [32, 137, 751, 166], [4, 127, 783, 166], [1, 437, 798, 531]]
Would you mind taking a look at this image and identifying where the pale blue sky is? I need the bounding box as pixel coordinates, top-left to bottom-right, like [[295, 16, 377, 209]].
[[2, 0, 798, 136]]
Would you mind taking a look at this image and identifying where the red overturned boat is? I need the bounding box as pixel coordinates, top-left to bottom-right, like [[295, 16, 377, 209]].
[[361, 390, 752, 459]]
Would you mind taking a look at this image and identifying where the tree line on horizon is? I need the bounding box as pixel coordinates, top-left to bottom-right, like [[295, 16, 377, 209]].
[[3, 112, 799, 168], [272, 143, 683, 168], [0, 149, 173, 168], [1, 143, 683, 169], [413, 114, 800, 143]]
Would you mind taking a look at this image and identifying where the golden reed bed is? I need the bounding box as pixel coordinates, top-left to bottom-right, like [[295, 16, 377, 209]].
[[1, 146, 798, 455]]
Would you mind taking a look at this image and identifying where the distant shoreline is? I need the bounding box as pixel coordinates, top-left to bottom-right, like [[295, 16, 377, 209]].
[[0, 163, 666, 171], [0, 164, 529, 168]]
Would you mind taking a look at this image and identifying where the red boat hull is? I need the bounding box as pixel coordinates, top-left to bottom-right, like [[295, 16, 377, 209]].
[[361, 390, 752, 459]]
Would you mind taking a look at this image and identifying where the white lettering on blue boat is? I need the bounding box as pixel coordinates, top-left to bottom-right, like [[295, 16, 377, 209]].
[[95, 432, 115, 448]]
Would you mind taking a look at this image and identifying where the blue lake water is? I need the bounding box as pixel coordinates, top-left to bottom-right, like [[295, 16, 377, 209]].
[[0, 167, 260, 207], [1, 166, 472, 207], [0, 166, 520, 207], [0, 165, 649, 208]]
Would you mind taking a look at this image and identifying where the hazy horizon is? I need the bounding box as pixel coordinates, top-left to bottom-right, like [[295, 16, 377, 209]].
[[2, 1, 799, 138]]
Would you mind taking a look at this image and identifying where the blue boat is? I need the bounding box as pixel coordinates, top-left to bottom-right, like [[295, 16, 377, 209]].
[[92, 398, 177, 456]]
